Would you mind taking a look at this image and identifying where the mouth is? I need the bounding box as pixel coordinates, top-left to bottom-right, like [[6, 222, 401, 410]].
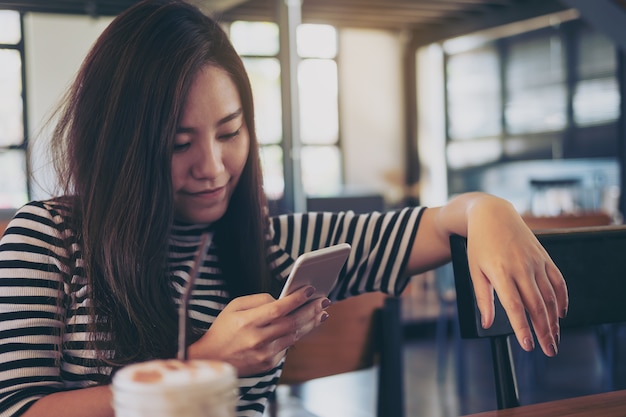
[[183, 186, 226, 198]]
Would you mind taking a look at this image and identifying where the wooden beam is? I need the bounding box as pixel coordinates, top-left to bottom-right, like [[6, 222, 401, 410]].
[[188, 0, 250, 13], [411, 0, 569, 46]]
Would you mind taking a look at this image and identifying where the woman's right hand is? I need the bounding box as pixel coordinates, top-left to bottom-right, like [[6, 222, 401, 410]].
[[187, 285, 330, 376]]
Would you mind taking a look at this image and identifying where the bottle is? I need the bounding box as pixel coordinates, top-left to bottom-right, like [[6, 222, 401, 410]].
[[112, 359, 237, 417]]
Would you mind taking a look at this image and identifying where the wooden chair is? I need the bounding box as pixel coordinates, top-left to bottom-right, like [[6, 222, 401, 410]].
[[268, 292, 405, 417], [0, 219, 10, 237], [521, 211, 613, 230], [450, 225, 626, 409]]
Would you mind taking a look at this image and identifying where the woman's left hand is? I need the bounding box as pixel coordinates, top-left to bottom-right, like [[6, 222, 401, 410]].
[[408, 192, 568, 357], [464, 195, 568, 357]]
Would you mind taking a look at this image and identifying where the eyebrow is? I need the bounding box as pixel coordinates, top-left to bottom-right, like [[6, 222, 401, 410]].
[[177, 108, 243, 133]]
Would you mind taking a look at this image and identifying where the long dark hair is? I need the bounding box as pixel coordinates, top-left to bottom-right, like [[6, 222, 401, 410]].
[[49, 0, 272, 368]]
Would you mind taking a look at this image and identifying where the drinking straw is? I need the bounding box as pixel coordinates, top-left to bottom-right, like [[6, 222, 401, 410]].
[[177, 232, 210, 361]]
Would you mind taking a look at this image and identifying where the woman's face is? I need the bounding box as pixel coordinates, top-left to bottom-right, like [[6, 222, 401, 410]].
[[171, 65, 250, 224]]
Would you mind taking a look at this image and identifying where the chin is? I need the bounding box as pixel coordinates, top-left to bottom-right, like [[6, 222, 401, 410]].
[[182, 206, 228, 225]]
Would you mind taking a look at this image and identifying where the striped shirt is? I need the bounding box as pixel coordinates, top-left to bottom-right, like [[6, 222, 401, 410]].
[[0, 199, 424, 417]]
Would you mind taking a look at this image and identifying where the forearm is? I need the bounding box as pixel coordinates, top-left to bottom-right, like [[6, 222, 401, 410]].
[[436, 192, 519, 238], [406, 192, 520, 275], [19, 386, 113, 417]]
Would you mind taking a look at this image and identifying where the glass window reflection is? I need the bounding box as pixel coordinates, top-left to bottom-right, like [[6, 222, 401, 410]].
[[0, 49, 23, 147], [447, 46, 501, 141], [299, 59, 338, 145], [242, 57, 282, 145], [297, 24, 337, 58], [260, 145, 285, 200], [230, 21, 279, 56], [0, 150, 28, 208], [0, 11, 21, 44], [505, 33, 566, 134], [301, 146, 341, 196]]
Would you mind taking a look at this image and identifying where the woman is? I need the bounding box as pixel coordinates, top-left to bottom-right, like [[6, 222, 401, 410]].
[[0, 1, 567, 416]]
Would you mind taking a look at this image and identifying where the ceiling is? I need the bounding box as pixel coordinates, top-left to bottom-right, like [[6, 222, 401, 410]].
[[0, 0, 573, 45]]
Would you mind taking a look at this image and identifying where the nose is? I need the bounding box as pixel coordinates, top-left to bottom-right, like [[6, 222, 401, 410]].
[[191, 138, 225, 180]]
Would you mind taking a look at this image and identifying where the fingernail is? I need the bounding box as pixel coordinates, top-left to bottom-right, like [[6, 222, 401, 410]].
[[550, 342, 558, 357], [321, 298, 331, 309], [555, 332, 560, 346], [481, 316, 487, 329], [305, 286, 315, 298], [523, 337, 535, 351], [562, 308, 568, 318], [320, 312, 329, 322]]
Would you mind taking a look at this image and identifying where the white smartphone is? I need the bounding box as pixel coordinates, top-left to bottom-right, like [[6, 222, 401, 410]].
[[278, 243, 352, 299]]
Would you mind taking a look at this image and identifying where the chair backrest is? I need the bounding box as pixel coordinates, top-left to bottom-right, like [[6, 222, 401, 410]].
[[450, 225, 626, 409], [279, 292, 404, 417], [0, 219, 10, 237], [521, 212, 612, 230]]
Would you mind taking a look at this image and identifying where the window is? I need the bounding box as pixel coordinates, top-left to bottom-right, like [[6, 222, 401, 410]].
[[573, 27, 619, 126], [505, 31, 567, 135], [445, 45, 503, 168], [0, 10, 28, 209], [297, 24, 341, 196], [230, 22, 284, 200], [446, 45, 501, 141], [443, 20, 620, 170], [230, 21, 342, 205]]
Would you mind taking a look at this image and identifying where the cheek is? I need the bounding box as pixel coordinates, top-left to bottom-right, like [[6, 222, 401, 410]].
[[228, 135, 250, 177], [170, 156, 186, 190]]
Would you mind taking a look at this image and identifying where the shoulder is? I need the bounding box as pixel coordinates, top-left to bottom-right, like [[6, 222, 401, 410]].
[[2, 198, 76, 245]]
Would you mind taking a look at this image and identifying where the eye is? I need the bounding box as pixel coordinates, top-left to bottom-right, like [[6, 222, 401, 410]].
[[173, 142, 191, 153], [219, 128, 241, 141]]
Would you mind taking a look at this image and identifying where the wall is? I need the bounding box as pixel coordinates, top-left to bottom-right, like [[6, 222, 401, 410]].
[[338, 29, 406, 205]]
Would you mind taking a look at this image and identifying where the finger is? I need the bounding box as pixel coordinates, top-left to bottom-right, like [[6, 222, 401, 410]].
[[491, 276, 537, 353], [226, 292, 277, 311], [468, 265, 495, 329], [546, 260, 568, 318], [525, 268, 559, 356], [255, 286, 317, 326], [262, 297, 329, 346]]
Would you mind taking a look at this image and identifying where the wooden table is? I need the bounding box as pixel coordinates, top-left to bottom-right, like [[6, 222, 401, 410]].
[[462, 390, 626, 417]]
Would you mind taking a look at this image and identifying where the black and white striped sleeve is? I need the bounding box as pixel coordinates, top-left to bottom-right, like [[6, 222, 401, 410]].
[[0, 202, 70, 417], [270, 207, 425, 300]]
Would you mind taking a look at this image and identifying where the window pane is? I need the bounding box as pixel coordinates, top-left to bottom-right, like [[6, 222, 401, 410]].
[[260, 145, 284, 200], [446, 137, 502, 169], [574, 77, 620, 126], [301, 146, 341, 196], [505, 33, 566, 135], [0, 10, 21, 44], [0, 149, 28, 208], [578, 27, 616, 78], [447, 46, 501, 140], [299, 59, 338, 144], [242, 57, 282, 145], [575, 26, 618, 127], [230, 21, 279, 56], [297, 24, 337, 58], [506, 84, 567, 134], [507, 34, 564, 89], [0, 49, 23, 146]]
